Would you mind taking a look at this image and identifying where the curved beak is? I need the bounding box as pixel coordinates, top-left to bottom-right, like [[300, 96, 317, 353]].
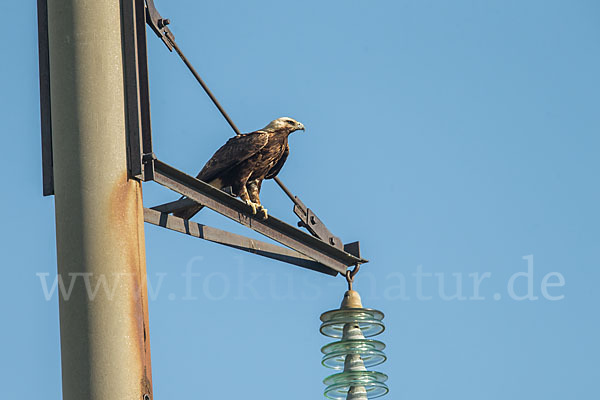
[[297, 122, 305, 131]]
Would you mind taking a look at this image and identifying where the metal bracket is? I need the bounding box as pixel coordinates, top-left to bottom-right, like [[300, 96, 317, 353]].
[[293, 197, 342, 249], [144, 0, 175, 51], [343, 241, 361, 259]]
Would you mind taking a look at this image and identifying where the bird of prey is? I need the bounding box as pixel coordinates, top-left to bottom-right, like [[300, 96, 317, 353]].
[[174, 117, 305, 220]]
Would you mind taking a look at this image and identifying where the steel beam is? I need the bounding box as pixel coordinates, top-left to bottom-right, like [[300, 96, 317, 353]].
[[144, 208, 337, 275], [37, 0, 53, 196], [122, 0, 143, 179], [150, 159, 367, 274]]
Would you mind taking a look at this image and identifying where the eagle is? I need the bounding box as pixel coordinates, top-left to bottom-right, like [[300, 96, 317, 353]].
[[174, 117, 305, 220]]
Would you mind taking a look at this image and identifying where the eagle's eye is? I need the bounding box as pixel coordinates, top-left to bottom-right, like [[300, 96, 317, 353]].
[[285, 120, 295, 125]]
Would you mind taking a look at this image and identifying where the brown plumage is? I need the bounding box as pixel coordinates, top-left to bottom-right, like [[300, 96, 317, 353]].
[[174, 117, 305, 220]]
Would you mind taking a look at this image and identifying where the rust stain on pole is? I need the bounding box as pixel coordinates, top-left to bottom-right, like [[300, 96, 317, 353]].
[[110, 173, 153, 398]]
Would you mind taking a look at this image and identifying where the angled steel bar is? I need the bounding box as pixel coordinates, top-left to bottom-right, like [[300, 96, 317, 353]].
[[136, 0, 154, 181], [144, 208, 336, 276], [150, 159, 367, 274], [37, 0, 53, 196], [122, 0, 143, 179]]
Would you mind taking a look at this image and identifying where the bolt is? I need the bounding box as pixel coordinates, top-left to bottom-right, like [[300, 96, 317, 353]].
[[158, 18, 170, 28]]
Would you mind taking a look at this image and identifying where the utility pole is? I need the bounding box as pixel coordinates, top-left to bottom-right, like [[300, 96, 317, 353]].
[[46, 0, 153, 398]]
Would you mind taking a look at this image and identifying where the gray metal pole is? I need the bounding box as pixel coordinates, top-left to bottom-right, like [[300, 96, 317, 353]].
[[47, 0, 153, 399]]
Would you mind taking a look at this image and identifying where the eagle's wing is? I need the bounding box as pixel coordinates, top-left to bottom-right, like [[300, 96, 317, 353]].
[[196, 131, 269, 182], [264, 144, 289, 180]]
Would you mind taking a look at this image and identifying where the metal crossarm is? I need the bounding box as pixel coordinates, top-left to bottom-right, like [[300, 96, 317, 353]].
[[149, 159, 367, 274], [144, 208, 337, 275]]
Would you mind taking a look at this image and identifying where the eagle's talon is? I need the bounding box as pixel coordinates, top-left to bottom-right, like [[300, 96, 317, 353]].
[[258, 206, 268, 220], [245, 200, 258, 214]]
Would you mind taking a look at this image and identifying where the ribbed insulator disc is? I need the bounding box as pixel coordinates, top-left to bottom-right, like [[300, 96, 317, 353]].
[[320, 309, 385, 338], [321, 339, 386, 369], [323, 371, 389, 399]]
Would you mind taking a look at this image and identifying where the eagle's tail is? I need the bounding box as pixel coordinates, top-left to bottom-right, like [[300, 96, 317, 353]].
[[173, 204, 204, 220], [172, 178, 224, 220]]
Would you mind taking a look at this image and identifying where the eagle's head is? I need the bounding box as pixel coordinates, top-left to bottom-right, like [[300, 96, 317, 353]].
[[263, 117, 305, 134]]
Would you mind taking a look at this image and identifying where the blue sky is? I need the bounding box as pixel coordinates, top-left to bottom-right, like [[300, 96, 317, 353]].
[[1, 0, 599, 399]]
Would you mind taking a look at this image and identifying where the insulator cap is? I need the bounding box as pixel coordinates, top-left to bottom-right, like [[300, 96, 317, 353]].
[[341, 290, 363, 309]]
